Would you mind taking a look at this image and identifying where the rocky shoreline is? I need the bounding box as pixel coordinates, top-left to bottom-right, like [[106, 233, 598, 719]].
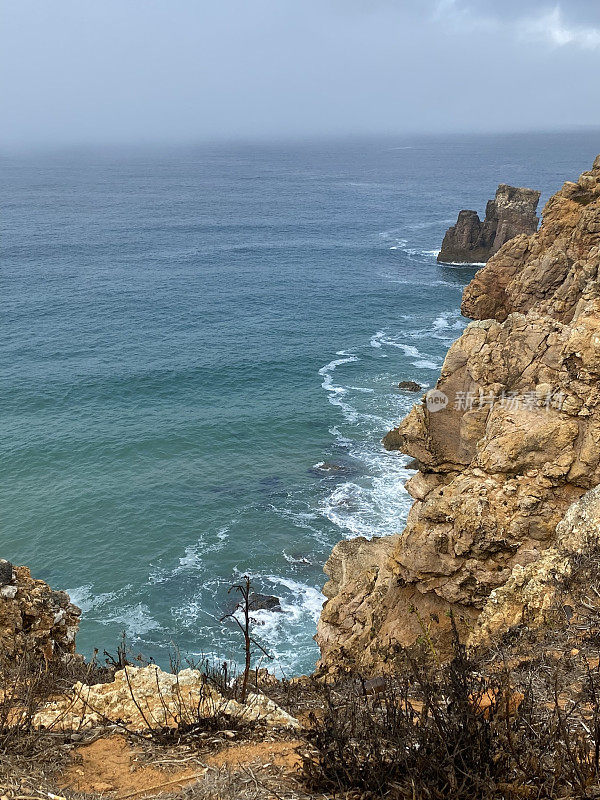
[[317, 154, 600, 675], [3, 157, 600, 683], [2, 155, 600, 798]]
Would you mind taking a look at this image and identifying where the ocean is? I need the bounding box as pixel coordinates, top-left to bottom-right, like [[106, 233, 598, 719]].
[[2, 131, 598, 674]]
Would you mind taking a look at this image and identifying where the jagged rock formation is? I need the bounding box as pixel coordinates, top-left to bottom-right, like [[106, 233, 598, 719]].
[[317, 156, 600, 675], [33, 664, 300, 731], [0, 560, 81, 665], [462, 164, 600, 321], [472, 484, 600, 647], [438, 184, 541, 264]]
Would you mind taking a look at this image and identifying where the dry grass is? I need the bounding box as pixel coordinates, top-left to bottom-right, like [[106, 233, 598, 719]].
[[301, 622, 600, 799]]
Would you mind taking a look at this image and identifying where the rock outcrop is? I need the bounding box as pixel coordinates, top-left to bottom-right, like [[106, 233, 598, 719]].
[[33, 664, 300, 731], [317, 156, 600, 675], [471, 484, 600, 647], [438, 184, 541, 264], [0, 563, 299, 734], [0, 560, 81, 666]]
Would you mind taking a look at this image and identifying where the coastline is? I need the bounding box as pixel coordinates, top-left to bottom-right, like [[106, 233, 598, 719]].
[[316, 153, 600, 676]]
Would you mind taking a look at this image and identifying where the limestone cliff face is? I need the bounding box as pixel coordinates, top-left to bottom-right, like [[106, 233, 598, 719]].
[[438, 184, 541, 264], [317, 156, 600, 674]]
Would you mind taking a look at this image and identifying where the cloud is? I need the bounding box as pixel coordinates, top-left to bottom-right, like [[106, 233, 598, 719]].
[[520, 6, 600, 49], [433, 0, 600, 49]]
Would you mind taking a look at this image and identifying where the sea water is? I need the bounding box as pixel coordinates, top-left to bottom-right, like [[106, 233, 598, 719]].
[[2, 132, 598, 673]]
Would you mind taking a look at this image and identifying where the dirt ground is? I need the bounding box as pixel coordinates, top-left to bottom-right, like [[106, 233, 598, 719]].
[[58, 733, 307, 800], [60, 735, 204, 796]]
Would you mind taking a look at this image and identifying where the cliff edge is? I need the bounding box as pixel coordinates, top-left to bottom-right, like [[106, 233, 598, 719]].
[[317, 155, 600, 674]]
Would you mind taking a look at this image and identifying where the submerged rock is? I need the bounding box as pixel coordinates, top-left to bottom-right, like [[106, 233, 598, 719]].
[[398, 381, 422, 392], [438, 184, 540, 264]]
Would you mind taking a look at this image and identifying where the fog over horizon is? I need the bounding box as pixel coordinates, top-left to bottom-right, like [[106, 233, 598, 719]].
[[1, 0, 600, 149]]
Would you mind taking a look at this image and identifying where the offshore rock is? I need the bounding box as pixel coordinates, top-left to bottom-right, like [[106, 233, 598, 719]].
[[0, 564, 81, 666], [248, 593, 283, 612], [33, 665, 300, 731], [462, 158, 600, 322], [398, 381, 422, 391], [438, 184, 540, 264], [317, 156, 600, 675]]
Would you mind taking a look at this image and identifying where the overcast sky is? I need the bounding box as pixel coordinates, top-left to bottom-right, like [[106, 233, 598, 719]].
[[1, 0, 599, 147]]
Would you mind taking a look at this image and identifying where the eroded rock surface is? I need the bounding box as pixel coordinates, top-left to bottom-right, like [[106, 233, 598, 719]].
[[438, 184, 540, 264], [34, 664, 300, 731], [317, 156, 600, 675], [472, 484, 600, 647], [0, 562, 81, 666]]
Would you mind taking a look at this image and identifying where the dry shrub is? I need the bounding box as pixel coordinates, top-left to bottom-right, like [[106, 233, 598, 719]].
[[302, 627, 600, 799], [0, 649, 112, 764]]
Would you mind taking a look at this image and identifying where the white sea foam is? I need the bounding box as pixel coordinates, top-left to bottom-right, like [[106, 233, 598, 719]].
[[380, 231, 443, 259], [369, 330, 441, 370], [66, 585, 120, 614], [432, 310, 464, 331], [102, 603, 163, 637], [317, 333, 425, 542], [263, 576, 324, 623], [318, 351, 360, 423], [432, 314, 450, 329], [439, 260, 486, 267], [319, 451, 413, 541], [405, 220, 453, 231], [179, 526, 230, 566], [413, 359, 440, 370], [381, 276, 464, 291], [283, 551, 312, 565], [267, 504, 321, 534], [223, 569, 326, 669], [370, 331, 384, 349], [67, 585, 96, 614]]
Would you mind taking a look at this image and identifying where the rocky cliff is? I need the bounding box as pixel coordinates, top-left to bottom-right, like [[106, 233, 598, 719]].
[[438, 184, 541, 264], [317, 155, 600, 675], [0, 558, 81, 665]]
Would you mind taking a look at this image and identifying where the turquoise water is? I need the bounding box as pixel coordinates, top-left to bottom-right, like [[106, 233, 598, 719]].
[[2, 132, 599, 674]]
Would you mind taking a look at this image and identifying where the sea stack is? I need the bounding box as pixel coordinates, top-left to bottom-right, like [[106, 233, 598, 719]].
[[438, 183, 541, 264]]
